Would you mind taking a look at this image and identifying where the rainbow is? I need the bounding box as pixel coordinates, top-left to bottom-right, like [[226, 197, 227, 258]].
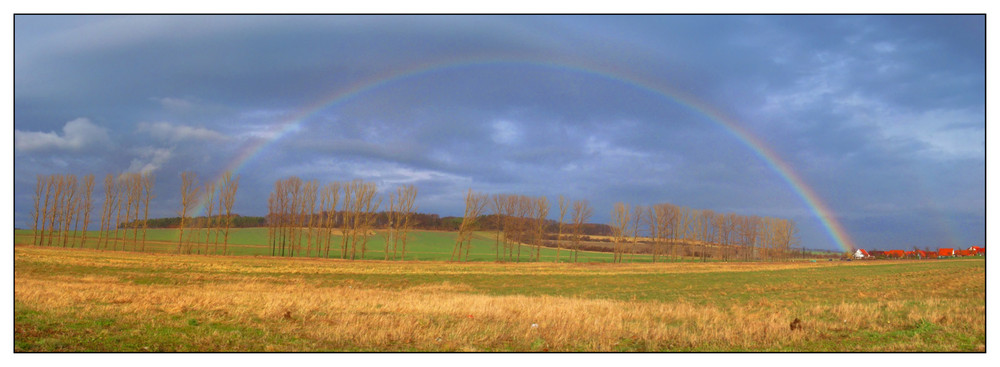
[[193, 56, 857, 252]]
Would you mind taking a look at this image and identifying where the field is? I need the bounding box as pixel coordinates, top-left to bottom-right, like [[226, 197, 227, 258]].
[[14, 228, 658, 263], [13, 228, 837, 263], [14, 237, 985, 351]]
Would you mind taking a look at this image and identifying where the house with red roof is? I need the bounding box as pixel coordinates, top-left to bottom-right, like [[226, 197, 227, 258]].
[[853, 249, 870, 259], [886, 250, 905, 258], [969, 246, 985, 255], [938, 248, 954, 257]]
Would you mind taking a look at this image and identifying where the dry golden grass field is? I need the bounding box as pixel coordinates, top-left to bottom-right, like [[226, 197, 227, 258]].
[[14, 246, 984, 352]]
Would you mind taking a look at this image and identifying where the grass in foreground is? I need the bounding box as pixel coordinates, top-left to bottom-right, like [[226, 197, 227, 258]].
[[14, 246, 984, 351]]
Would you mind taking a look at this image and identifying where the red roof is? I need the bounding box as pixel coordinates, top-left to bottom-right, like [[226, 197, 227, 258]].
[[969, 246, 985, 254], [938, 248, 954, 256], [858, 249, 870, 256], [887, 250, 905, 257]]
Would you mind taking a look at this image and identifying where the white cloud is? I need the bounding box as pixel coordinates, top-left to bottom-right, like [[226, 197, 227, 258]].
[[152, 97, 195, 110], [137, 121, 227, 142], [584, 136, 646, 159], [126, 147, 173, 175], [760, 52, 850, 114], [15, 118, 112, 152], [491, 119, 521, 145], [834, 94, 984, 160], [873, 41, 896, 54], [281, 158, 468, 188]]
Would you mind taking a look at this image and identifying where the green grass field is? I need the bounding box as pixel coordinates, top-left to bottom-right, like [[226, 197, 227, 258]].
[[14, 228, 652, 262], [14, 246, 984, 351]]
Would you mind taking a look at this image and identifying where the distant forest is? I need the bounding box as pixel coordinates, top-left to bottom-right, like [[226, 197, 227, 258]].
[[127, 212, 615, 235]]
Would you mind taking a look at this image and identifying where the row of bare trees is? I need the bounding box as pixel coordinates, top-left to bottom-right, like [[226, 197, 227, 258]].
[[176, 171, 239, 255], [609, 202, 799, 262], [30, 174, 94, 248], [27, 174, 799, 262], [458, 193, 593, 263], [29, 173, 159, 252], [98, 173, 156, 252], [267, 177, 418, 260]]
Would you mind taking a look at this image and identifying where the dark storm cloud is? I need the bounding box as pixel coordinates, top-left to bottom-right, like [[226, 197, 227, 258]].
[[13, 15, 984, 251]]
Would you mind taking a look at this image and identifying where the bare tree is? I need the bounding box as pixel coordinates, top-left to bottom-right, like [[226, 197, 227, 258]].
[[48, 174, 65, 247], [627, 205, 643, 262], [140, 173, 154, 252], [397, 184, 417, 260], [178, 171, 200, 254], [775, 218, 798, 260], [647, 203, 677, 262], [268, 191, 277, 256], [130, 174, 143, 249], [317, 183, 331, 258], [717, 213, 736, 262], [645, 205, 659, 263], [269, 177, 296, 257], [677, 206, 694, 260], [503, 195, 519, 261], [533, 196, 550, 262], [60, 175, 78, 248], [321, 182, 341, 258], [340, 181, 355, 259], [452, 188, 488, 261], [114, 175, 127, 250], [570, 199, 592, 263], [30, 175, 44, 246], [353, 181, 380, 260], [491, 194, 506, 261], [98, 174, 113, 249], [203, 181, 217, 254], [303, 180, 318, 257], [267, 179, 289, 256], [697, 209, 716, 262], [555, 195, 568, 263], [71, 174, 84, 248], [383, 190, 398, 260], [610, 202, 631, 263], [288, 177, 303, 257], [39, 175, 55, 246], [514, 195, 532, 262], [79, 174, 95, 248], [220, 172, 239, 256]]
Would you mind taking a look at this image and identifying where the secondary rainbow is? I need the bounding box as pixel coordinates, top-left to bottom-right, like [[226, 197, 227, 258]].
[[194, 56, 857, 252]]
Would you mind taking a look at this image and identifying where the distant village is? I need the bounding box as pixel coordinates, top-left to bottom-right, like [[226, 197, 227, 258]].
[[853, 246, 985, 259]]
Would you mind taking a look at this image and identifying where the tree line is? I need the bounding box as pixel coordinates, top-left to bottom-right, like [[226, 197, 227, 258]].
[[266, 177, 418, 260], [28, 171, 241, 255], [27, 173, 799, 262], [122, 215, 267, 229], [607, 202, 799, 263], [447, 191, 594, 263], [29, 172, 154, 251], [176, 171, 240, 255]]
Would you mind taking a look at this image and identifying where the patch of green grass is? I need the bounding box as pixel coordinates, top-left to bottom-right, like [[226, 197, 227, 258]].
[[15, 304, 298, 352], [16, 228, 629, 262]]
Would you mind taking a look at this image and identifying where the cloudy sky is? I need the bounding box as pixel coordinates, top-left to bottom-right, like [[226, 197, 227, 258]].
[[13, 15, 985, 251]]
